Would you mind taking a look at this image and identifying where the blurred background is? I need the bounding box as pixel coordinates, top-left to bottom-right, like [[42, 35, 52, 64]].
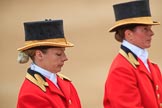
[[0, 0, 162, 108]]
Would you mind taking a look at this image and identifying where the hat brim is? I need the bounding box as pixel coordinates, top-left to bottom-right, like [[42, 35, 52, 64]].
[[17, 38, 74, 51], [109, 17, 160, 32]]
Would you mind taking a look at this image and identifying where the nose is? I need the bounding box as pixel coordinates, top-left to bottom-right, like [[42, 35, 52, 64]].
[[63, 53, 68, 61], [150, 28, 154, 36]]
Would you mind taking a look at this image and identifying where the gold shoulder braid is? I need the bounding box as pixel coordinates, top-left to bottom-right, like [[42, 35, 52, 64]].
[[26, 73, 48, 92], [119, 49, 139, 68], [57, 73, 71, 81]]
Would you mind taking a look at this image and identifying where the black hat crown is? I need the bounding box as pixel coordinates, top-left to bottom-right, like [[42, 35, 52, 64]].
[[113, 0, 150, 21], [17, 19, 73, 51], [109, 0, 160, 32], [24, 19, 64, 41]]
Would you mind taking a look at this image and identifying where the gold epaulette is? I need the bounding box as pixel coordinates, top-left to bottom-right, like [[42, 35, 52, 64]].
[[57, 73, 71, 81], [149, 60, 156, 64], [25, 73, 48, 92], [119, 49, 139, 68]]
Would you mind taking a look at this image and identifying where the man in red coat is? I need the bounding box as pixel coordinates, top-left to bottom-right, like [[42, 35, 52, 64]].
[[104, 0, 162, 108], [17, 19, 81, 108]]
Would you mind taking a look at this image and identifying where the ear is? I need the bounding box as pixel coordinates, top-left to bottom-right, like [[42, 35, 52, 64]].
[[35, 50, 44, 60], [124, 29, 133, 41]]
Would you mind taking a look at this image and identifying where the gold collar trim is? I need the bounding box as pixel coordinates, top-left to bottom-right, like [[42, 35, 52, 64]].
[[119, 49, 139, 68], [57, 73, 71, 81], [26, 73, 48, 92]]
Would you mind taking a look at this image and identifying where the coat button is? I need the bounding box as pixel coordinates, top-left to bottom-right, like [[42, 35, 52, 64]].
[[157, 94, 160, 99], [160, 103, 162, 107], [69, 99, 72, 105], [156, 85, 159, 90]]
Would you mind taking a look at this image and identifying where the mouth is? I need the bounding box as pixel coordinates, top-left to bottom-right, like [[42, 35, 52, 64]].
[[147, 39, 152, 42], [59, 64, 64, 67]]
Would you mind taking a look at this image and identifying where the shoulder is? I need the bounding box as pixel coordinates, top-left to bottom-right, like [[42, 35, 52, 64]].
[[118, 48, 139, 68], [57, 73, 71, 82], [25, 72, 48, 92]]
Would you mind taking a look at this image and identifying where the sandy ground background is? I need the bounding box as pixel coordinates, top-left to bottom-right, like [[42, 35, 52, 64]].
[[0, 0, 162, 108]]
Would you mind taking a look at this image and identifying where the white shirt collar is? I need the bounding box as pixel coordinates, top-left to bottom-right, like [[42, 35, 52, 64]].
[[122, 40, 148, 61], [30, 63, 58, 87], [122, 40, 150, 72]]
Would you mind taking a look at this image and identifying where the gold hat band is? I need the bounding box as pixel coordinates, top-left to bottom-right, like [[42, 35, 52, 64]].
[[109, 16, 160, 32], [17, 38, 74, 51], [25, 38, 67, 45]]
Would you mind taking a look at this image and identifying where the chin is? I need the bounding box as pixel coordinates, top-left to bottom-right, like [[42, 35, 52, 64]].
[[146, 44, 151, 48], [57, 69, 61, 73], [55, 72, 60, 73], [52, 69, 61, 73]]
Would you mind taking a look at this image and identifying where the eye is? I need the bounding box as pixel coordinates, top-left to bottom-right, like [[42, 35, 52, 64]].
[[56, 53, 62, 56], [144, 27, 148, 31], [143, 26, 151, 32]]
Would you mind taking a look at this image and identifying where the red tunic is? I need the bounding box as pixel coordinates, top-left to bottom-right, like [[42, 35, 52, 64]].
[[17, 69, 81, 108], [104, 47, 162, 108]]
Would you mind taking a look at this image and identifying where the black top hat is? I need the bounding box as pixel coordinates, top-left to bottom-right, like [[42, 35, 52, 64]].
[[17, 19, 73, 51], [109, 0, 160, 32]]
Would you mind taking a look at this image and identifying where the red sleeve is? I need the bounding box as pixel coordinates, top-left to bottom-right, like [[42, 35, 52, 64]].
[[70, 82, 82, 108], [104, 67, 144, 108]]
